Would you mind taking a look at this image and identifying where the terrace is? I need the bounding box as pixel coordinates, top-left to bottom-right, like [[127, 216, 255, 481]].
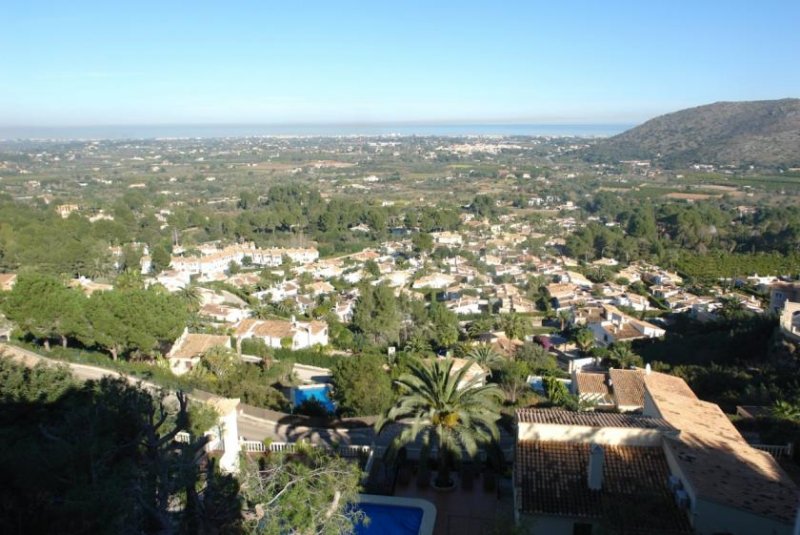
[[364, 448, 515, 535]]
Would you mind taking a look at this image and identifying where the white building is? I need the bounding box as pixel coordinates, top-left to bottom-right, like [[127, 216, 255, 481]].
[[233, 317, 328, 351], [167, 329, 231, 376], [587, 304, 665, 347]]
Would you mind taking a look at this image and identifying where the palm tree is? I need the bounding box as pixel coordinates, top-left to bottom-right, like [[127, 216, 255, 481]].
[[88, 255, 115, 280], [114, 268, 144, 291], [718, 296, 747, 321], [467, 316, 494, 339], [177, 284, 202, 313], [574, 328, 595, 355], [608, 344, 643, 368], [772, 400, 800, 420], [557, 310, 571, 332], [466, 344, 505, 374], [376, 359, 503, 488], [501, 313, 531, 341], [403, 332, 432, 355]]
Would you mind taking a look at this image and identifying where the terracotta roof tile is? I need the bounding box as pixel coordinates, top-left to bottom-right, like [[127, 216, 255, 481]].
[[574, 372, 614, 405], [516, 408, 673, 431], [515, 441, 691, 534], [609, 369, 646, 408], [644, 371, 799, 524], [169, 333, 230, 359], [574, 372, 609, 395]]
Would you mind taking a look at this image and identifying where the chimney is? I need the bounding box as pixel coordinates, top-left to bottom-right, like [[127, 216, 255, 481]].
[[588, 444, 604, 491], [645, 363, 652, 375]]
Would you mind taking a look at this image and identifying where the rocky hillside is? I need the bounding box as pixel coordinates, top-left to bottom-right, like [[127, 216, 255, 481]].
[[585, 98, 800, 168]]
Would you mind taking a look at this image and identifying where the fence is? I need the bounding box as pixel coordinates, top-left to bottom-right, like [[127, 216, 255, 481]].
[[238, 439, 373, 459], [752, 443, 793, 459], [241, 440, 266, 453]]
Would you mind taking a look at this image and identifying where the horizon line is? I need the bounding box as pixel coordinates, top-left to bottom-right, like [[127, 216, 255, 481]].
[[0, 119, 638, 129]]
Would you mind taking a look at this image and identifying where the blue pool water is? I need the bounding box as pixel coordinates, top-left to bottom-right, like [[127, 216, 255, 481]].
[[292, 384, 335, 413], [354, 503, 424, 535]]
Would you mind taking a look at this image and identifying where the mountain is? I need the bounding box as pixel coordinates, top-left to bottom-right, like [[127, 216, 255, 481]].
[[585, 98, 800, 168]]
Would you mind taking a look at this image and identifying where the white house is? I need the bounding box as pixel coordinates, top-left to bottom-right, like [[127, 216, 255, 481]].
[[514, 372, 800, 535], [413, 273, 456, 290], [612, 293, 650, 312], [381, 270, 413, 288], [587, 304, 665, 347], [431, 231, 463, 247], [233, 317, 328, 351], [446, 296, 483, 315], [199, 303, 249, 324]]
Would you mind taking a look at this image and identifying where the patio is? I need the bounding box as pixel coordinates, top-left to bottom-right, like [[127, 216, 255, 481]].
[[367, 458, 515, 535]]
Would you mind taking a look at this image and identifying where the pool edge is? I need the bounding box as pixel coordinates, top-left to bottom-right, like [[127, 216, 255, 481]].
[[358, 494, 436, 535]]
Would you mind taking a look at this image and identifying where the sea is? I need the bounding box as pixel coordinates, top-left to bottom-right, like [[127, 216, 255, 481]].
[[0, 123, 633, 141]]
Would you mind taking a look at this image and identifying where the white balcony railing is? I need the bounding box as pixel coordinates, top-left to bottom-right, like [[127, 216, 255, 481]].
[[752, 443, 793, 458]]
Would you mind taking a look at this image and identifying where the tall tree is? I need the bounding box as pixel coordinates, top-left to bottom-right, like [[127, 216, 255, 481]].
[[429, 300, 459, 349], [150, 245, 172, 274], [500, 312, 531, 341], [499, 359, 531, 405], [84, 287, 186, 360], [239, 445, 364, 535], [351, 283, 401, 347], [515, 342, 557, 373], [376, 359, 503, 487], [330, 353, 394, 417], [2, 272, 87, 350], [466, 344, 505, 374], [574, 328, 596, 355]]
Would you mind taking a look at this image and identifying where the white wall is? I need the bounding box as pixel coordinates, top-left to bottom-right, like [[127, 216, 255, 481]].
[[217, 401, 240, 474], [517, 422, 663, 446], [693, 498, 793, 535]]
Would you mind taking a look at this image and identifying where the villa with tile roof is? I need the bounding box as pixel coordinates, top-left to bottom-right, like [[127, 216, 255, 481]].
[[587, 304, 665, 347], [233, 317, 328, 351], [514, 370, 800, 535], [167, 329, 231, 376]]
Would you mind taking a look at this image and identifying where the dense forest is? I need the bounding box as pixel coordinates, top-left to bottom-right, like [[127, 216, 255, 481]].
[[566, 193, 800, 279]]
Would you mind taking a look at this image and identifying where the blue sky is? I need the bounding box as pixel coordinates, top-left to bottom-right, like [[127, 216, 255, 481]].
[[1, 0, 798, 126]]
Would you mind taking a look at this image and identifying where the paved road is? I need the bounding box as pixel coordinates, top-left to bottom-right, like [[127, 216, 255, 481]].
[[1, 343, 144, 384], [0, 343, 372, 444], [1, 343, 516, 455]]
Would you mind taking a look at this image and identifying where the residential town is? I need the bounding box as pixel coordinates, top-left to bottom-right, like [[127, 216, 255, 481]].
[[1, 131, 799, 535]]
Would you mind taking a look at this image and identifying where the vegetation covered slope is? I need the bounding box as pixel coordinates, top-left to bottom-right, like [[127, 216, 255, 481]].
[[585, 98, 800, 168]]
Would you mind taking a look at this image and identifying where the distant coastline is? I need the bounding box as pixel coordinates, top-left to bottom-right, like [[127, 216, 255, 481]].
[[0, 123, 633, 141]]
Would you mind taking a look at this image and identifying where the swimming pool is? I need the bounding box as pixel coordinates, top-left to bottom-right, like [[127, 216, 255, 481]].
[[354, 495, 435, 535], [355, 504, 423, 535], [292, 384, 336, 413]]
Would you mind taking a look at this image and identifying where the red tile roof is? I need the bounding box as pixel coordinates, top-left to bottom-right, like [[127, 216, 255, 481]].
[[516, 408, 673, 431], [609, 369, 646, 408], [574, 372, 609, 395], [644, 371, 799, 524], [515, 441, 691, 534]]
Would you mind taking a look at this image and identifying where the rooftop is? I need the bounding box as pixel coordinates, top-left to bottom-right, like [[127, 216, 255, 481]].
[[516, 408, 673, 431], [169, 333, 230, 359], [644, 371, 799, 524], [515, 441, 691, 534], [608, 368, 646, 408]]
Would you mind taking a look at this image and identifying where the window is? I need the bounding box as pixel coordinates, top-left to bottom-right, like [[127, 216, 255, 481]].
[[573, 523, 592, 535]]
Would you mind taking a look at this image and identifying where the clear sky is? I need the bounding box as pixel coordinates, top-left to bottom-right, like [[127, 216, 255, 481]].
[[2, 0, 798, 127]]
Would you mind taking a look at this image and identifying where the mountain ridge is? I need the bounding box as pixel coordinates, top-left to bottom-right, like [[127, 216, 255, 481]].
[[585, 98, 800, 168]]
